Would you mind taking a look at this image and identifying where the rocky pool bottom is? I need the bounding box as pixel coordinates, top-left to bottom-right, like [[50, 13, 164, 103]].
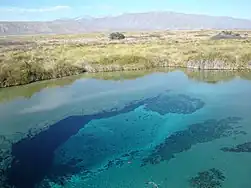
[[1, 70, 251, 188]]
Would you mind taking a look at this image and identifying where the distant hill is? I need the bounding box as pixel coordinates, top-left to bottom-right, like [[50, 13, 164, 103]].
[[1, 11, 251, 35]]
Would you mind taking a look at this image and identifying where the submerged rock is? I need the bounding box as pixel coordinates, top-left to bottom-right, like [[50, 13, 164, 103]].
[[221, 142, 251, 153], [141, 117, 244, 166], [189, 168, 225, 188]]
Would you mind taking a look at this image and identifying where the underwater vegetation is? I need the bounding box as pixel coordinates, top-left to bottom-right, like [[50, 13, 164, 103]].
[[144, 94, 205, 115], [189, 168, 226, 188], [5, 92, 205, 188], [221, 142, 251, 153], [6, 105, 142, 188], [141, 117, 244, 166], [103, 150, 141, 170], [0, 135, 12, 188]]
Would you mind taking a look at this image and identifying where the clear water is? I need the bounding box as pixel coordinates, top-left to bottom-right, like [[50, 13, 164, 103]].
[[1, 69, 251, 188]]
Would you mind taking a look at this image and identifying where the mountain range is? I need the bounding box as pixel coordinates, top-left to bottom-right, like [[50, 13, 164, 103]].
[[1, 11, 251, 35]]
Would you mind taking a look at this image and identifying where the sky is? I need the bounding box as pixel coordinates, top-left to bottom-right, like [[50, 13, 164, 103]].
[[0, 0, 251, 21]]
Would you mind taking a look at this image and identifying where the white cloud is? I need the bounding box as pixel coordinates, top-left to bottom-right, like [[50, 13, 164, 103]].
[[20, 90, 72, 114], [0, 5, 71, 13]]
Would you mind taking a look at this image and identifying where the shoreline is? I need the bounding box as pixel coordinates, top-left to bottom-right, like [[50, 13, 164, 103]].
[[1, 62, 251, 88]]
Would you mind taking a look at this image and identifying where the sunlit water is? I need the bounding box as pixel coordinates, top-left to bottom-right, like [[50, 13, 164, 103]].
[[1, 69, 251, 188]]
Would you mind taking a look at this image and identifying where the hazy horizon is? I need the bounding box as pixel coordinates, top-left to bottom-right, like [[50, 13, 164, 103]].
[[1, 11, 251, 22], [0, 0, 251, 21]]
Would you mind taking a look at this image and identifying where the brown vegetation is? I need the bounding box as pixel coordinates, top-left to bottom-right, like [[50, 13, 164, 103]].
[[0, 30, 251, 87]]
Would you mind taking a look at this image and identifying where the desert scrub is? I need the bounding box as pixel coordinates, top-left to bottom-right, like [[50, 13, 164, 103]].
[[187, 52, 238, 70], [0, 52, 46, 87], [82, 54, 165, 72], [95, 55, 151, 65], [0, 50, 86, 87], [109, 32, 126, 40], [238, 53, 251, 68], [1, 30, 251, 87]]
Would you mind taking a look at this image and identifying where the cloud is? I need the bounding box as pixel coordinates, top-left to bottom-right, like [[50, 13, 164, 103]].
[[0, 5, 71, 13], [20, 90, 73, 114]]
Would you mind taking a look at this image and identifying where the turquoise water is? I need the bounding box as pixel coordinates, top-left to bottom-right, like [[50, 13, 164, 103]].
[[1, 69, 251, 188]]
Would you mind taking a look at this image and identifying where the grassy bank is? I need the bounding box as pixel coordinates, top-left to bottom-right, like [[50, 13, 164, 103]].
[[1, 30, 251, 87]]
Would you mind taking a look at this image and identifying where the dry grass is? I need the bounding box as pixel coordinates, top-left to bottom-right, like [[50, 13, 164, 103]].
[[1, 30, 251, 87]]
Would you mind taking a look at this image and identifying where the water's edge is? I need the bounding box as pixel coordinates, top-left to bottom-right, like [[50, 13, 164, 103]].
[[1, 63, 251, 88]]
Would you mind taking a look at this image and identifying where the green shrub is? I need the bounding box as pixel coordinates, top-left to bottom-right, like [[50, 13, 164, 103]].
[[109, 32, 125, 40]]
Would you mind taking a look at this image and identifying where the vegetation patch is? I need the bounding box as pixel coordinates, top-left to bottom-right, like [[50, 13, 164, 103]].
[[1, 30, 251, 87], [144, 93, 205, 115], [141, 117, 244, 166], [211, 31, 243, 40], [189, 168, 226, 188], [0, 51, 86, 87], [221, 142, 251, 153], [109, 32, 126, 40]]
